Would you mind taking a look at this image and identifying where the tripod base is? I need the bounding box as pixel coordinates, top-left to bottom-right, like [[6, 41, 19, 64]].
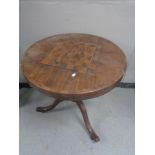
[[36, 98, 100, 142]]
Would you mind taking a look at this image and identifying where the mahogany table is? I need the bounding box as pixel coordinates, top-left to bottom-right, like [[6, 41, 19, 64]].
[[22, 33, 127, 142]]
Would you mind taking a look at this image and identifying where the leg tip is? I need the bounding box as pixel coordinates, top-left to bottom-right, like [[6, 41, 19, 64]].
[[94, 136, 100, 142], [90, 133, 100, 142], [36, 107, 47, 113]]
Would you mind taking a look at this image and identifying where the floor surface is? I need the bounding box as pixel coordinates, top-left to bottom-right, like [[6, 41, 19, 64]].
[[20, 88, 135, 155]]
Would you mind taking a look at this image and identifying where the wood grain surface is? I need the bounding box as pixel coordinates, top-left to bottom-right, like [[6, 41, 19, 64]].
[[22, 33, 127, 100]]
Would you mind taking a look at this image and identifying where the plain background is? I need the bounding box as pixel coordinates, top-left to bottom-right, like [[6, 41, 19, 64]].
[[1, 1, 155, 155], [19, 0, 135, 83], [0, 0, 155, 155], [19, 1, 135, 155]]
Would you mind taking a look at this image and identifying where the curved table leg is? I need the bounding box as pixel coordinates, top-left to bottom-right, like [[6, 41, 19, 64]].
[[36, 98, 64, 113], [75, 100, 100, 142]]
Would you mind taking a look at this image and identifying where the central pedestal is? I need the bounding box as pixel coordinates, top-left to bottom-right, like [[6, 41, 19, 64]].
[[36, 98, 100, 142]]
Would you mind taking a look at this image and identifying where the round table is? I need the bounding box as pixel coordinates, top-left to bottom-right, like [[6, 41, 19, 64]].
[[22, 33, 127, 142]]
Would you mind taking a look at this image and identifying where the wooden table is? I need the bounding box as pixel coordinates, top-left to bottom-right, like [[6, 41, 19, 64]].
[[22, 33, 127, 142]]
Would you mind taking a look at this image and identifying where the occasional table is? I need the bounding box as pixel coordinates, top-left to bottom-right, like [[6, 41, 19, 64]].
[[22, 33, 127, 142]]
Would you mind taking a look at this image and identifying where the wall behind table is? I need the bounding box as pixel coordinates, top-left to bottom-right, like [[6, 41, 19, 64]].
[[19, 0, 135, 82]]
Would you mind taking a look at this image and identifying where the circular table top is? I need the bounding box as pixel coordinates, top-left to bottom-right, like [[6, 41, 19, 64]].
[[22, 33, 127, 100]]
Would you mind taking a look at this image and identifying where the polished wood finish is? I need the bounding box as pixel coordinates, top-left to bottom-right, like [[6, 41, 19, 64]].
[[21, 33, 127, 142], [75, 100, 100, 142], [36, 98, 64, 113], [36, 98, 100, 142], [22, 33, 126, 100]]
